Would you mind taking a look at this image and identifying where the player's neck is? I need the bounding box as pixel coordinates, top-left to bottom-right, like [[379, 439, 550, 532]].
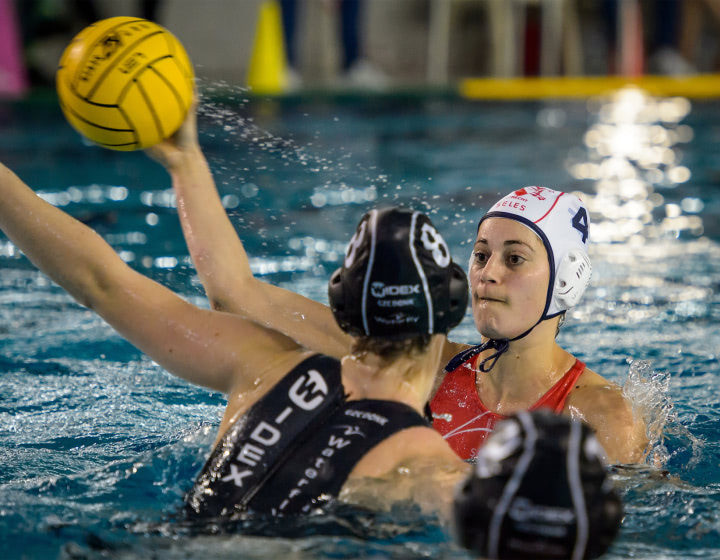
[[477, 323, 571, 413], [342, 336, 444, 412]]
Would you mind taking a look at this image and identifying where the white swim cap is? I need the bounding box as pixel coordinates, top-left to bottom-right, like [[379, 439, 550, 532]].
[[479, 186, 592, 320]]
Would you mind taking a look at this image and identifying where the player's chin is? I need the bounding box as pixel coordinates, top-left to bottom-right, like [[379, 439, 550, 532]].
[[474, 310, 531, 341], [472, 314, 505, 340]]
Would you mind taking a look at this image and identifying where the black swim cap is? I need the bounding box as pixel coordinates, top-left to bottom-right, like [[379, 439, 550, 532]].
[[453, 411, 622, 560], [329, 208, 468, 339]]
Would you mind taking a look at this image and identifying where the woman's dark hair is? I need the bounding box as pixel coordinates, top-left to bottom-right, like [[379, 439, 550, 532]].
[[555, 311, 566, 338], [351, 334, 433, 361]]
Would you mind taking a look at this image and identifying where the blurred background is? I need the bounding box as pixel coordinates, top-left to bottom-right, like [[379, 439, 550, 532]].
[[2, 7, 720, 557], [2, 0, 720, 98]]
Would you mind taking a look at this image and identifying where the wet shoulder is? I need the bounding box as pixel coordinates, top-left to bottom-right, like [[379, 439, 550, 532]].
[[567, 366, 648, 464], [565, 365, 639, 437], [567, 366, 626, 411], [343, 425, 469, 514], [351, 425, 464, 478]]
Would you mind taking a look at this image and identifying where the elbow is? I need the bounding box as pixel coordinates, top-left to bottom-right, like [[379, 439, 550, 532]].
[[206, 285, 234, 312], [74, 290, 98, 311], [71, 262, 128, 313], [205, 277, 259, 314]]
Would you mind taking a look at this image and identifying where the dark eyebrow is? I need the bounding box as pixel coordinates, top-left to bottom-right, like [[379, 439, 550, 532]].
[[474, 238, 536, 252]]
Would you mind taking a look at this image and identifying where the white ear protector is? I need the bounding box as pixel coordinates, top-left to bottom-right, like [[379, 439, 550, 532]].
[[554, 248, 592, 310]]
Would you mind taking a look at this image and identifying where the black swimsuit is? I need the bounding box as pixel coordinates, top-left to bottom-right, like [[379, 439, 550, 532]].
[[185, 354, 428, 517]]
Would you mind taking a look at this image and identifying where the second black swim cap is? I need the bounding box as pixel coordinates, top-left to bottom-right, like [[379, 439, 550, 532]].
[[453, 411, 622, 560], [329, 208, 468, 339]]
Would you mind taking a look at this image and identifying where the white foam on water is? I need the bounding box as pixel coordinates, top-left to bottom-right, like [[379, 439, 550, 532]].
[[622, 359, 703, 468]]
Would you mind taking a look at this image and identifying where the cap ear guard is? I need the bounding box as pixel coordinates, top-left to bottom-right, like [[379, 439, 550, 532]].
[[438, 262, 469, 333], [329, 266, 362, 337], [553, 248, 592, 311]]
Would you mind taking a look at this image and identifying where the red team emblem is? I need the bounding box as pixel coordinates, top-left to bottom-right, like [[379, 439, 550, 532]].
[[514, 186, 547, 200]]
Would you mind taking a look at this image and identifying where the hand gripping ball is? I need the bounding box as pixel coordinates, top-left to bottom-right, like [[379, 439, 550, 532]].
[[56, 17, 194, 151]]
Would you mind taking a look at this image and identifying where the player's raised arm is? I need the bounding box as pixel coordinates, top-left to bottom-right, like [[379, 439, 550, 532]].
[[0, 162, 305, 395], [146, 103, 353, 359]]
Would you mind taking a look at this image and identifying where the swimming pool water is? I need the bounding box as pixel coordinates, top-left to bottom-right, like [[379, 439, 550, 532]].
[[1, 88, 720, 558]]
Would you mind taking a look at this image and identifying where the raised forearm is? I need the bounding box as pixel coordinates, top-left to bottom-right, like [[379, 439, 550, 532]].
[[167, 148, 253, 310], [568, 384, 649, 465], [602, 415, 649, 465], [165, 148, 352, 358]]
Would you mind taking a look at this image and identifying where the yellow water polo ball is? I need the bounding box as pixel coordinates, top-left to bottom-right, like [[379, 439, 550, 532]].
[[56, 17, 194, 151]]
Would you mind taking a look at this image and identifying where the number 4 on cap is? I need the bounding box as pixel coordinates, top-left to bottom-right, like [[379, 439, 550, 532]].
[[571, 207, 589, 243]]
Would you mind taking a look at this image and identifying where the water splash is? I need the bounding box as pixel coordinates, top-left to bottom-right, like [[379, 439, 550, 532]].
[[196, 83, 348, 180], [622, 359, 703, 468]]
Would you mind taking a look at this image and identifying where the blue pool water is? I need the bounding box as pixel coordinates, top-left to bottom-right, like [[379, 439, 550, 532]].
[[1, 87, 720, 559]]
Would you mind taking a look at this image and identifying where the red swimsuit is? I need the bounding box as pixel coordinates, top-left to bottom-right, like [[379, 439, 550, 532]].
[[430, 354, 585, 460]]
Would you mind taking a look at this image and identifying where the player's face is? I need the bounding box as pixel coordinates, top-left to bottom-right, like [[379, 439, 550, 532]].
[[469, 218, 550, 340]]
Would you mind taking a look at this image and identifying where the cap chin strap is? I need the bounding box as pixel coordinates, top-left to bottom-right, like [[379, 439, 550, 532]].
[[475, 338, 510, 372], [476, 311, 557, 372]]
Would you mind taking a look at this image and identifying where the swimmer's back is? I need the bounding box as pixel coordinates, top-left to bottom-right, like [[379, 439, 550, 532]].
[[187, 353, 467, 517]]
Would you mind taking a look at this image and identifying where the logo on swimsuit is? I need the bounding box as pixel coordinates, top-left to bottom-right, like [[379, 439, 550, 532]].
[[335, 424, 366, 437], [344, 409, 388, 426], [219, 369, 331, 490], [278, 426, 358, 513], [289, 369, 328, 410]]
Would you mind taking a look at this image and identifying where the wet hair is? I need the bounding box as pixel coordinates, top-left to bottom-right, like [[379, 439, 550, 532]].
[[350, 334, 433, 361], [556, 312, 566, 338]]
